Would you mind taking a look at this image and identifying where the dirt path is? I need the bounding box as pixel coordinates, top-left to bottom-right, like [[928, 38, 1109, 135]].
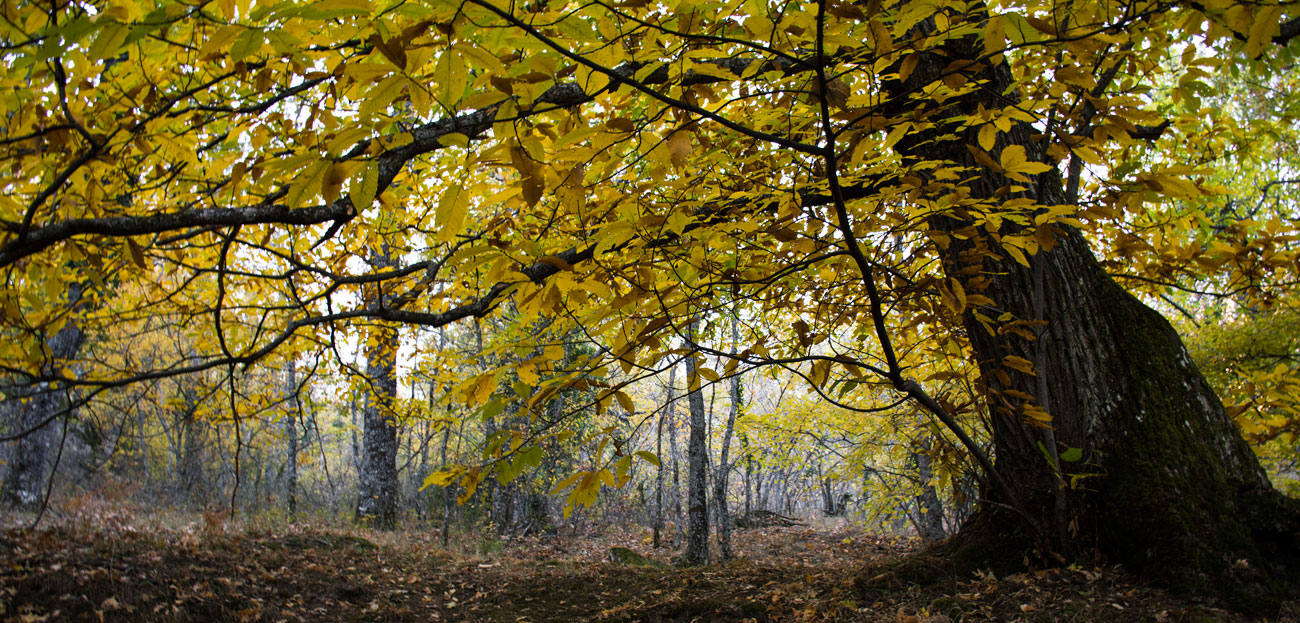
[[0, 523, 1260, 622]]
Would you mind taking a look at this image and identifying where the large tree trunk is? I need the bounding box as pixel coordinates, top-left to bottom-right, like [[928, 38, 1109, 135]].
[[3, 311, 82, 509], [683, 335, 710, 565], [880, 26, 1300, 613], [356, 322, 400, 528], [356, 249, 401, 529]]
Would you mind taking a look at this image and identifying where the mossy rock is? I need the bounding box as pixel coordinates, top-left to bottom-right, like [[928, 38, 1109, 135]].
[[336, 534, 379, 550], [608, 546, 664, 567]]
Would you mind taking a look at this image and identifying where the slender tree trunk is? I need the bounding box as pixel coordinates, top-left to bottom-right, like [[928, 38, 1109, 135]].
[[878, 27, 1300, 612], [178, 386, 204, 505], [683, 332, 710, 566], [138, 402, 150, 490], [667, 389, 684, 541], [436, 327, 454, 545], [283, 359, 299, 520], [912, 436, 945, 543], [742, 433, 752, 518], [349, 391, 362, 474], [713, 308, 741, 559], [654, 363, 674, 548]]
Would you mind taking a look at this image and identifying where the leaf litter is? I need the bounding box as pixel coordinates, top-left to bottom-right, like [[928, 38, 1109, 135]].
[[0, 517, 1280, 622]]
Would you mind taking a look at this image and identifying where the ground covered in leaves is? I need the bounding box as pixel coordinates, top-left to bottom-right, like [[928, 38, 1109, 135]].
[[0, 509, 1285, 622]]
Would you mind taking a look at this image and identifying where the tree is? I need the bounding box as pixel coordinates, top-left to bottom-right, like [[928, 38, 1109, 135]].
[[2, 288, 82, 510], [356, 249, 401, 529], [2, 0, 1299, 611], [282, 357, 299, 519], [872, 13, 1300, 610], [682, 328, 710, 566], [713, 303, 742, 559]]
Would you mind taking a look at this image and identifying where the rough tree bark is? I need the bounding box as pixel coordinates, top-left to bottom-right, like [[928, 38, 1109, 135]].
[[876, 23, 1300, 613], [177, 382, 205, 504], [2, 293, 82, 509], [356, 248, 401, 529], [683, 333, 710, 566]]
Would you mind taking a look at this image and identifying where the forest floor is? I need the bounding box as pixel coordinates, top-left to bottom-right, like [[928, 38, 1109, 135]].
[[0, 503, 1285, 622]]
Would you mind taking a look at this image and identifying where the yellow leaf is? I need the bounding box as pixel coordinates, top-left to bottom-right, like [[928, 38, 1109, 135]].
[[285, 160, 328, 208], [978, 124, 998, 151], [634, 450, 660, 467], [326, 126, 370, 157], [320, 162, 349, 205], [883, 122, 911, 150], [359, 75, 407, 118], [810, 359, 831, 388], [44, 269, 62, 304], [198, 25, 242, 59], [369, 33, 407, 70], [967, 144, 1003, 173], [436, 184, 469, 243], [440, 133, 470, 148], [311, 0, 373, 16], [421, 465, 466, 490], [1001, 145, 1053, 181], [1000, 144, 1029, 171], [1245, 6, 1283, 58], [350, 161, 379, 209], [435, 47, 468, 106], [549, 471, 585, 494], [229, 28, 264, 62], [517, 363, 539, 386], [868, 18, 892, 54], [1003, 242, 1030, 267], [1003, 355, 1035, 375], [983, 15, 1006, 58], [614, 390, 634, 414], [666, 130, 692, 170], [1023, 404, 1052, 422], [88, 21, 130, 60], [897, 53, 919, 82], [462, 371, 498, 406], [126, 239, 146, 269]]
